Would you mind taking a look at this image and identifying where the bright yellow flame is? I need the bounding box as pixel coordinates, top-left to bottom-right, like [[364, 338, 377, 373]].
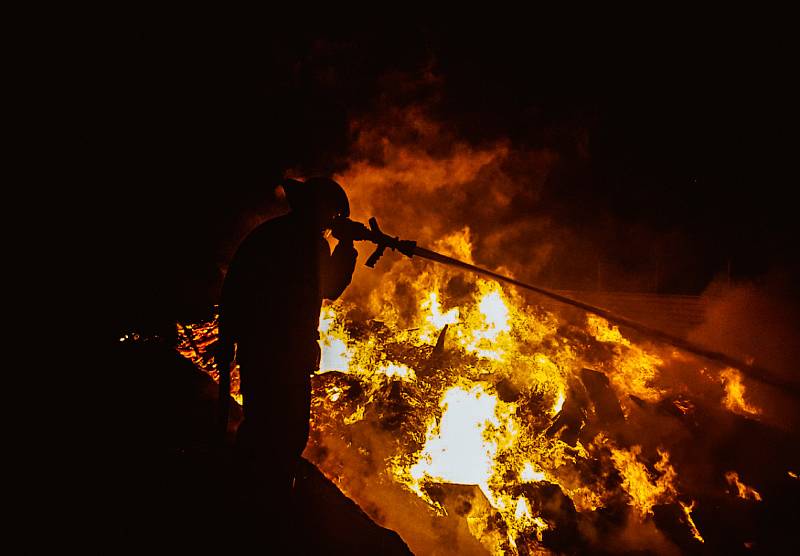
[[587, 315, 665, 402], [610, 444, 677, 516], [680, 500, 705, 543], [514, 497, 532, 519], [318, 305, 335, 334], [520, 461, 546, 482], [408, 385, 503, 503], [720, 368, 762, 417], [551, 389, 566, 415], [460, 282, 513, 360], [587, 314, 629, 345], [419, 291, 459, 343], [378, 362, 417, 381], [319, 337, 352, 373], [725, 471, 762, 501], [514, 497, 531, 521], [479, 290, 510, 333], [318, 305, 354, 373]]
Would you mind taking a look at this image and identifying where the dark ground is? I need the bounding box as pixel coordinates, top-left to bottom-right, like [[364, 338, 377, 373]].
[[99, 339, 412, 554]]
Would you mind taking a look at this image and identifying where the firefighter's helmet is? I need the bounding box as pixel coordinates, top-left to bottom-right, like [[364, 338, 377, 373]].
[[282, 177, 350, 222]]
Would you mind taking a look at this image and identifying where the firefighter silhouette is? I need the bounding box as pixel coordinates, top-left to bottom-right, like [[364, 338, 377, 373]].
[[216, 177, 358, 544]]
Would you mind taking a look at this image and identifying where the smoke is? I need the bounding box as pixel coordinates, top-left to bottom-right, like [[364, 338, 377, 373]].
[[691, 272, 800, 380], [605, 514, 681, 556], [687, 271, 800, 427], [329, 103, 575, 319]]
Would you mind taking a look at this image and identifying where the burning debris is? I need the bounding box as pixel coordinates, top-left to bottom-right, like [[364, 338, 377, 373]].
[[174, 228, 799, 555]]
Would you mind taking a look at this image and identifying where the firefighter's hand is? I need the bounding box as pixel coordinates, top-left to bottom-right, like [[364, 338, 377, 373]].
[[331, 217, 371, 243]]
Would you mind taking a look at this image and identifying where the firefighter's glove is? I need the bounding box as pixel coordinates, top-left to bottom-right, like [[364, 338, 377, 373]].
[[331, 217, 371, 243]]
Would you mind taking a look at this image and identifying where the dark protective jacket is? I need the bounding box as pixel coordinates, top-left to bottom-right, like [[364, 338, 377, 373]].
[[219, 211, 357, 388]]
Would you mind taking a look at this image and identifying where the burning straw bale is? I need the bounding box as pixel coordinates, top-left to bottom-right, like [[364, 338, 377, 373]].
[[173, 231, 799, 554]]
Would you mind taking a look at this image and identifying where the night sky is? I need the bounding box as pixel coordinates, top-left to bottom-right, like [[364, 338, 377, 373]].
[[102, 24, 798, 337]]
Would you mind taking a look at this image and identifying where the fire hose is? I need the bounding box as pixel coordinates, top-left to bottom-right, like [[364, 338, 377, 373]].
[[333, 216, 799, 397]]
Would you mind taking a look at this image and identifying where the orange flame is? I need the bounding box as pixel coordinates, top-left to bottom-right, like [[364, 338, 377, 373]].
[[725, 471, 763, 502], [720, 368, 762, 417]]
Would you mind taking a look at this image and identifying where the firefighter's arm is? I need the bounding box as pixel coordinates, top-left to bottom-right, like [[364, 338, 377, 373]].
[[320, 237, 358, 300]]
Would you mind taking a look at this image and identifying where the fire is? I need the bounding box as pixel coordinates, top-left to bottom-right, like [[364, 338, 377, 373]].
[[461, 285, 512, 361], [419, 291, 458, 343], [175, 317, 242, 404], [514, 496, 532, 520], [171, 225, 773, 554], [140, 101, 800, 553], [405, 384, 511, 505], [680, 500, 705, 543], [305, 227, 696, 553], [609, 444, 677, 517], [378, 362, 416, 381], [720, 367, 762, 417], [551, 388, 566, 415], [587, 315, 665, 402], [520, 461, 546, 483], [725, 471, 763, 502], [318, 306, 353, 374]]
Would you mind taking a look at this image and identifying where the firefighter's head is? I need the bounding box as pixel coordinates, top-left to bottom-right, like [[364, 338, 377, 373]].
[[281, 176, 350, 230]]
